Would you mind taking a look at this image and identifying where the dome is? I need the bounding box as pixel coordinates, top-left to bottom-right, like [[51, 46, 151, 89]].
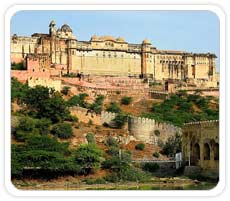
[[60, 24, 72, 32], [116, 36, 125, 42], [100, 35, 115, 41], [142, 38, 151, 45]]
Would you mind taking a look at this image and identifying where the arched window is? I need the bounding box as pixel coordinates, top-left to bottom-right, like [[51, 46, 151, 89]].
[[214, 143, 219, 160], [194, 143, 200, 160], [204, 143, 211, 160]]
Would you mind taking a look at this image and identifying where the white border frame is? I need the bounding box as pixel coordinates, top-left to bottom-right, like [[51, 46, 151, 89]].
[[4, 4, 226, 197]]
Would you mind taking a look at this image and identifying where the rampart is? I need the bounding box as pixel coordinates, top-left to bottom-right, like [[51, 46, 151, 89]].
[[128, 116, 181, 144]]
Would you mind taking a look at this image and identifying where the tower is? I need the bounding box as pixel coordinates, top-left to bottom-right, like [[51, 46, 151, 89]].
[[49, 20, 56, 64], [141, 38, 151, 78]]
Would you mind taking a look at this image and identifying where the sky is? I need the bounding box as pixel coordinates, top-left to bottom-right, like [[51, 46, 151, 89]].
[[11, 10, 220, 69]]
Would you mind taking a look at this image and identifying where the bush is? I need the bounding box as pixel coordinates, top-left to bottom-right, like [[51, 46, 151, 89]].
[[66, 93, 88, 107], [121, 96, 132, 105], [153, 152, 160, 158], [11, 61, 25, 70], [160, 132, 182, 157], [64, 114, 78, 122], [86, 133, 96, 144], [106, 136, 118, 147], [51, 123, 73, 139], [61, 86, 70, 95], [106, 102, 121, 113], [112, 114, 128, 129], [106, 146, 119, 156], [142, 163, 160, 173], [154, 130, 160, 136], [102, 122, 109, 127], [135, 143, 145, 151]]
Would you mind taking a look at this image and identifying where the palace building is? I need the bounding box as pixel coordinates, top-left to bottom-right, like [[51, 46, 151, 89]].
[[11, 20, 218, 87]]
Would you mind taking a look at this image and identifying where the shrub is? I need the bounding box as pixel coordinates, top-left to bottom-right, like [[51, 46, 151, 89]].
[[61, 86, 70, 95], [154, 129, 160, 136], [102, 122, 109, 127], [160, 132, 182, 157], [88, 119, 93, 125], [142, 163, 160, 173], [106, 102, 121, 113], [11, 61, 25, 70], [112, 114, 128, 129], [121, 96, 132, 105], [106, 136, 118, 147], [51, 123, 73, 139], [135, 143, 145, 151], [64, 114, 78, 122], [153, 152, 160, 158], [86, 133, 96, 144], [106, 146, 119, 156]]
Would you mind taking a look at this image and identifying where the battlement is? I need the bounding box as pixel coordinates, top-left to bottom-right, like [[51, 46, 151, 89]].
[[183, 120, 219, 128]]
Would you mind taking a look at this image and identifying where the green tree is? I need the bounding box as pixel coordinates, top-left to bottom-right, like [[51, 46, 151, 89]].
[[11, 77, 29, 102], [23, 86, 70, 123], [161, 132, 182, 156], [74, 144, 103, 175], [106, 102, 121, 113], [51, 123, 73, 139], [66, 93, 88, 108], [135, 143, 145, 151], [121, 96, 132, 105], [112, 114, 128, 129]]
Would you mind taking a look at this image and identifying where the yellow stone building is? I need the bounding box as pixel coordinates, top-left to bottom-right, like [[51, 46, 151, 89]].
[[182, 120, 219, 177], [11, 20, 218, 86]]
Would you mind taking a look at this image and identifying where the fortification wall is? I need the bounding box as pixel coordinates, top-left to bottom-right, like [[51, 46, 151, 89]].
[[70, 106, 102, 125], [128, 116, 181, 144], [100, 111, 117, 124], [70, 106, 180, 144]]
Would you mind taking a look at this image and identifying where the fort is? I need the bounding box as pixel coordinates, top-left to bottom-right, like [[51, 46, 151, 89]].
[[11, 20, 218, 90]]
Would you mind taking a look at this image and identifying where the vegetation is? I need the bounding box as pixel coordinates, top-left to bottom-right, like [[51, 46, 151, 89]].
[[11, 62, 25, 70], [153, 152, 160, 158], [159, 132, 182, 157], [86, 133, 96, 144], [154, 129, 160, 136], [61, 86, 70, 95], [66, 93, 88, 108], [11, 77, 29, 102], [106, 136, 118, 147], [73, 144, 103, 175], [112, 113, 128, 129], [135, 143, 145, 151], [106, 102, 121, 113], [14, 116, 52, 141], [142, 93, 219, 127], [89, 95, 105, 114], [51, 123, 73, 139], [11, 135, 76, 179], [121, 96, 132, 105], [142, 163, 160, 173]]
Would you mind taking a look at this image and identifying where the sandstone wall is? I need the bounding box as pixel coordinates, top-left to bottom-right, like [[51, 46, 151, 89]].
[[128, 116, 181, 144]]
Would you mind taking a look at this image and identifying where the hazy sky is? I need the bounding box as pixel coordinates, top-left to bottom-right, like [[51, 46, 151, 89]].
[[11, 10, 220, 68]]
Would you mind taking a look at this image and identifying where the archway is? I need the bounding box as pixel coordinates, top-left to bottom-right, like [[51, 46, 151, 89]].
[[204, 143, 210, 160], [214, 143, 219, 160], [191, 143, 200, 165]]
